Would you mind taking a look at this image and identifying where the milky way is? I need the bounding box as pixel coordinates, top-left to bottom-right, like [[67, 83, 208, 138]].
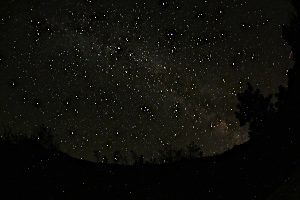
[[0, 0, 295, 164]]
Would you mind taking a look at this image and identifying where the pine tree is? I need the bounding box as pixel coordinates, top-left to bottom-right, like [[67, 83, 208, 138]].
[[186, 142, 201, 158], [235, 82, 273, 139], [280, 0, 300, 116]]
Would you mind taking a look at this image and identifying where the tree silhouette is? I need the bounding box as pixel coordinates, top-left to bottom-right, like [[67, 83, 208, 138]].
[[199, 151, 203, 158], [138, 154, 144, 165], [281, 0, 300, 116], [1, 124, 12, 144], [150, 153, 157, 164], [11, 131, 30, 145], [275, 85, 288, 111], [158, 144, 174, 163], [113, 150, 121, 164], [93, 150, 100, 162], [158, 145, 185, 163], [123, 155, 128, 165], [0, 124, 59, 151], [151, 157, 157, 164], [174, 147, 184, 161], [282, 0, 300, 59], [234, 0, 300, 143], [186, 142, 201, 158], [235, 82, 274, 139], [113, 150, 127, 165], [131, 153, 145, 165], [130, 150, 139, 165], [32, 125, 58, 150], [102, 155, 109, 164]]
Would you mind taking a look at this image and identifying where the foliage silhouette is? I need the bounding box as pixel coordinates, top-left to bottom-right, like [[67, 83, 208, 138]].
[[158, 144, 175, 163], [102, 155, 109, 164], [174, 147, 184, 160], [275, 85, 288, 111], [33, 125, 59, 150], [150, 154, 157, 164], [1, 124, 59, 150], [235, 82, 274, 139], [157, 144, 202, 163], [186, 142, 202, 158], [234, 0, 300, 143], [113, 150, 121, 164], [281, 0, 300, 117], [138, 154, 144, 165], [1, 124, 12, 144], [113, 150, 127, 165], [130, 150, 139, 165], [93, 150, 101, 162]]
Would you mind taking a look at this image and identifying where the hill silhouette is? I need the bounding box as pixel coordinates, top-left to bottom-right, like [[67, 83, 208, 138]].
[[1, 116, 299, 200]]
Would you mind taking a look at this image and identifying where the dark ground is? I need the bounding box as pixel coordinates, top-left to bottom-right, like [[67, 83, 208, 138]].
[[1, 109, 299, 200]]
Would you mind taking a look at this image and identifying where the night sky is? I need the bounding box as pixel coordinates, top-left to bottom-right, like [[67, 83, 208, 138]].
[[0, 0, 295, 164]]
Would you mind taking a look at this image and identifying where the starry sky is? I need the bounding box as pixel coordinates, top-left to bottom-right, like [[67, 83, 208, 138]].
[[0, 0, 295, 164]]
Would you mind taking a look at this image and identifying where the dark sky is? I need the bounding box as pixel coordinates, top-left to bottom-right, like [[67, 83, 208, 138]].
[[0, 0, 295, 164]]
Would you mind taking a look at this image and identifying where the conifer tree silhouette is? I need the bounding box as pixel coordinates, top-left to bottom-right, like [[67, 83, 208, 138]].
[[235, 82, 273, 139], [102, 155, 109, 164], [186, 142, 201, 158], [281, 0, 300, 117]]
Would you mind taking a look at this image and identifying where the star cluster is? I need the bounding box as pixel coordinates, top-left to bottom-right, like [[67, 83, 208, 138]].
[[0, 0, 295, 164]]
